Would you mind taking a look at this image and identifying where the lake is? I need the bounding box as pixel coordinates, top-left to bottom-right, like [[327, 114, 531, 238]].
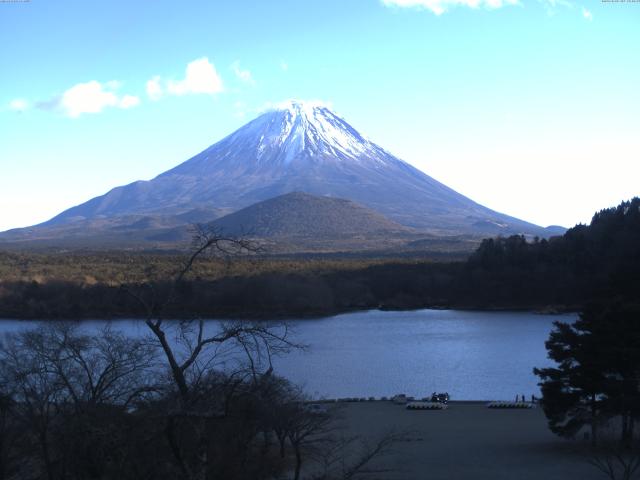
[[0, 309, 575, 401]]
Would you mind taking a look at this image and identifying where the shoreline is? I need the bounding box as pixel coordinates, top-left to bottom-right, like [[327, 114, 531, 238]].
[[312, 398, 539, 405], [0, 304, 579, 322]]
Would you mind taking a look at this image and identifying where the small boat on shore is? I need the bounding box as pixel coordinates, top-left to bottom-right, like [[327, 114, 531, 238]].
[[407, 401, 447, 410]]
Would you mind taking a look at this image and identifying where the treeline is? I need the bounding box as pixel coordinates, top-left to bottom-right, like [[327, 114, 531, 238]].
[[0, 198, 638, 319], [0, 264, 460, 319], [464, 197, 640, 307], [0, 251, 409, 284]]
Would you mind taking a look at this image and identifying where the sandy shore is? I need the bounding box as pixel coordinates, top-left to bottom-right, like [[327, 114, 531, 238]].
[[330, 401, 603, 480]]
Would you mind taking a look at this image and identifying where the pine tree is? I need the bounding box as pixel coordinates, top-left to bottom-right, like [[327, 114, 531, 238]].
[[534, 302, 640, 446]]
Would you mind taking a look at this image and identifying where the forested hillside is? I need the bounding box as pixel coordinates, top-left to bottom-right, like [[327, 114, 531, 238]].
[[463, 197, 640, 306], [0, 198, 637, 319]]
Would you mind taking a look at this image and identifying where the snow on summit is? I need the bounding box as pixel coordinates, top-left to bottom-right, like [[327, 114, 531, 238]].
[[216, 100, 390, 167]]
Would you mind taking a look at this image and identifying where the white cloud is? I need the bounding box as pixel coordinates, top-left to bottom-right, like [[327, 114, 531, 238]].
[[382, 0, 519, 15], [9, 99, 29, 112], [166, 57, 224, 96], [119, 95, 141, 109], [231, 61, 255, 86], [260, 99, 334, 114], [146, 75, 163, 101], [59, 80, 140, 118], [280, 61, 289, 71], [582, 7, 592, 20]]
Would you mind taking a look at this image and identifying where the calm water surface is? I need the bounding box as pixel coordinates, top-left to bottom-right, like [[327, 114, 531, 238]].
[[0, 309, 575, 401]]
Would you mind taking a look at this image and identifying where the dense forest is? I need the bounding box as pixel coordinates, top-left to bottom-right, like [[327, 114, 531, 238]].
[[0, 198, 638, 319], [466, 197, 640, 306]]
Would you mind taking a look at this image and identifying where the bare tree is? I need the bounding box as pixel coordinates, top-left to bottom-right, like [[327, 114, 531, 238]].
[[288, 406, 334, 480], [266, 383, 407, 480], [123, 225, 297, 400], [121, 225, 301, 480], [0, 330, 67, 480], [311, 430, 408, 480], [587, 424, 640, 480], [16, 323, 157, 409], [0, 323, 158, 480], [589, 451, 640, 480], [0, 391, 16, 480]]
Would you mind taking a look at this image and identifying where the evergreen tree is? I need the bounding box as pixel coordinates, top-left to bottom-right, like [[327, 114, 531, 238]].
[[535, 302, 640, 446], [534, 313, 607, 444]]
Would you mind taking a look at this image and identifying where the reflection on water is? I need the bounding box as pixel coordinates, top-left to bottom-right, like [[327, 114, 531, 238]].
[[0, 309, 575, 400]]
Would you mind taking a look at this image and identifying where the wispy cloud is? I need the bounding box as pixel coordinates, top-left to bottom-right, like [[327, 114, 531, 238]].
[[231, 61, 255, 86], [53, 80, 140, 118], [166, 57, 224, 96], [260, 99, 334, 114], [8, 99, 29, 112], [539, 0, 573, 8], [538, 0, 593, 20], [280, 60, 289, 72], [118, 95, 141, 109], [146, 75, 163, 101], [381, 0, 519, 15], [384, 0, 592, 18]]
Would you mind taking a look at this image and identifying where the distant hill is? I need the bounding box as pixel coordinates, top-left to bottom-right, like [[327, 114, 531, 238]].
[[0, 208, 223, 249], [211, 192, 409, 238]]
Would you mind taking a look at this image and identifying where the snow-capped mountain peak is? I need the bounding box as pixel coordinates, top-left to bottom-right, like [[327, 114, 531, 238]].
[[33, 100, 551, 239], [209, 100, 388, 168]]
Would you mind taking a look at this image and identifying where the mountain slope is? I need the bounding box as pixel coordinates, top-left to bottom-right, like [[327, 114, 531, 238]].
[[5, 100, 559, 245], [0, 208, 223, 248]]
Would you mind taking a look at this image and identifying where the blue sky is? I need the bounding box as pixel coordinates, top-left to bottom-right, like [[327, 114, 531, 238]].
[[1, 0, 639, 231]]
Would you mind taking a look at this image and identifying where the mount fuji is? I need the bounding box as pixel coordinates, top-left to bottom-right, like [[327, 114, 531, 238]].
[[2, 101, 562, 248]]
